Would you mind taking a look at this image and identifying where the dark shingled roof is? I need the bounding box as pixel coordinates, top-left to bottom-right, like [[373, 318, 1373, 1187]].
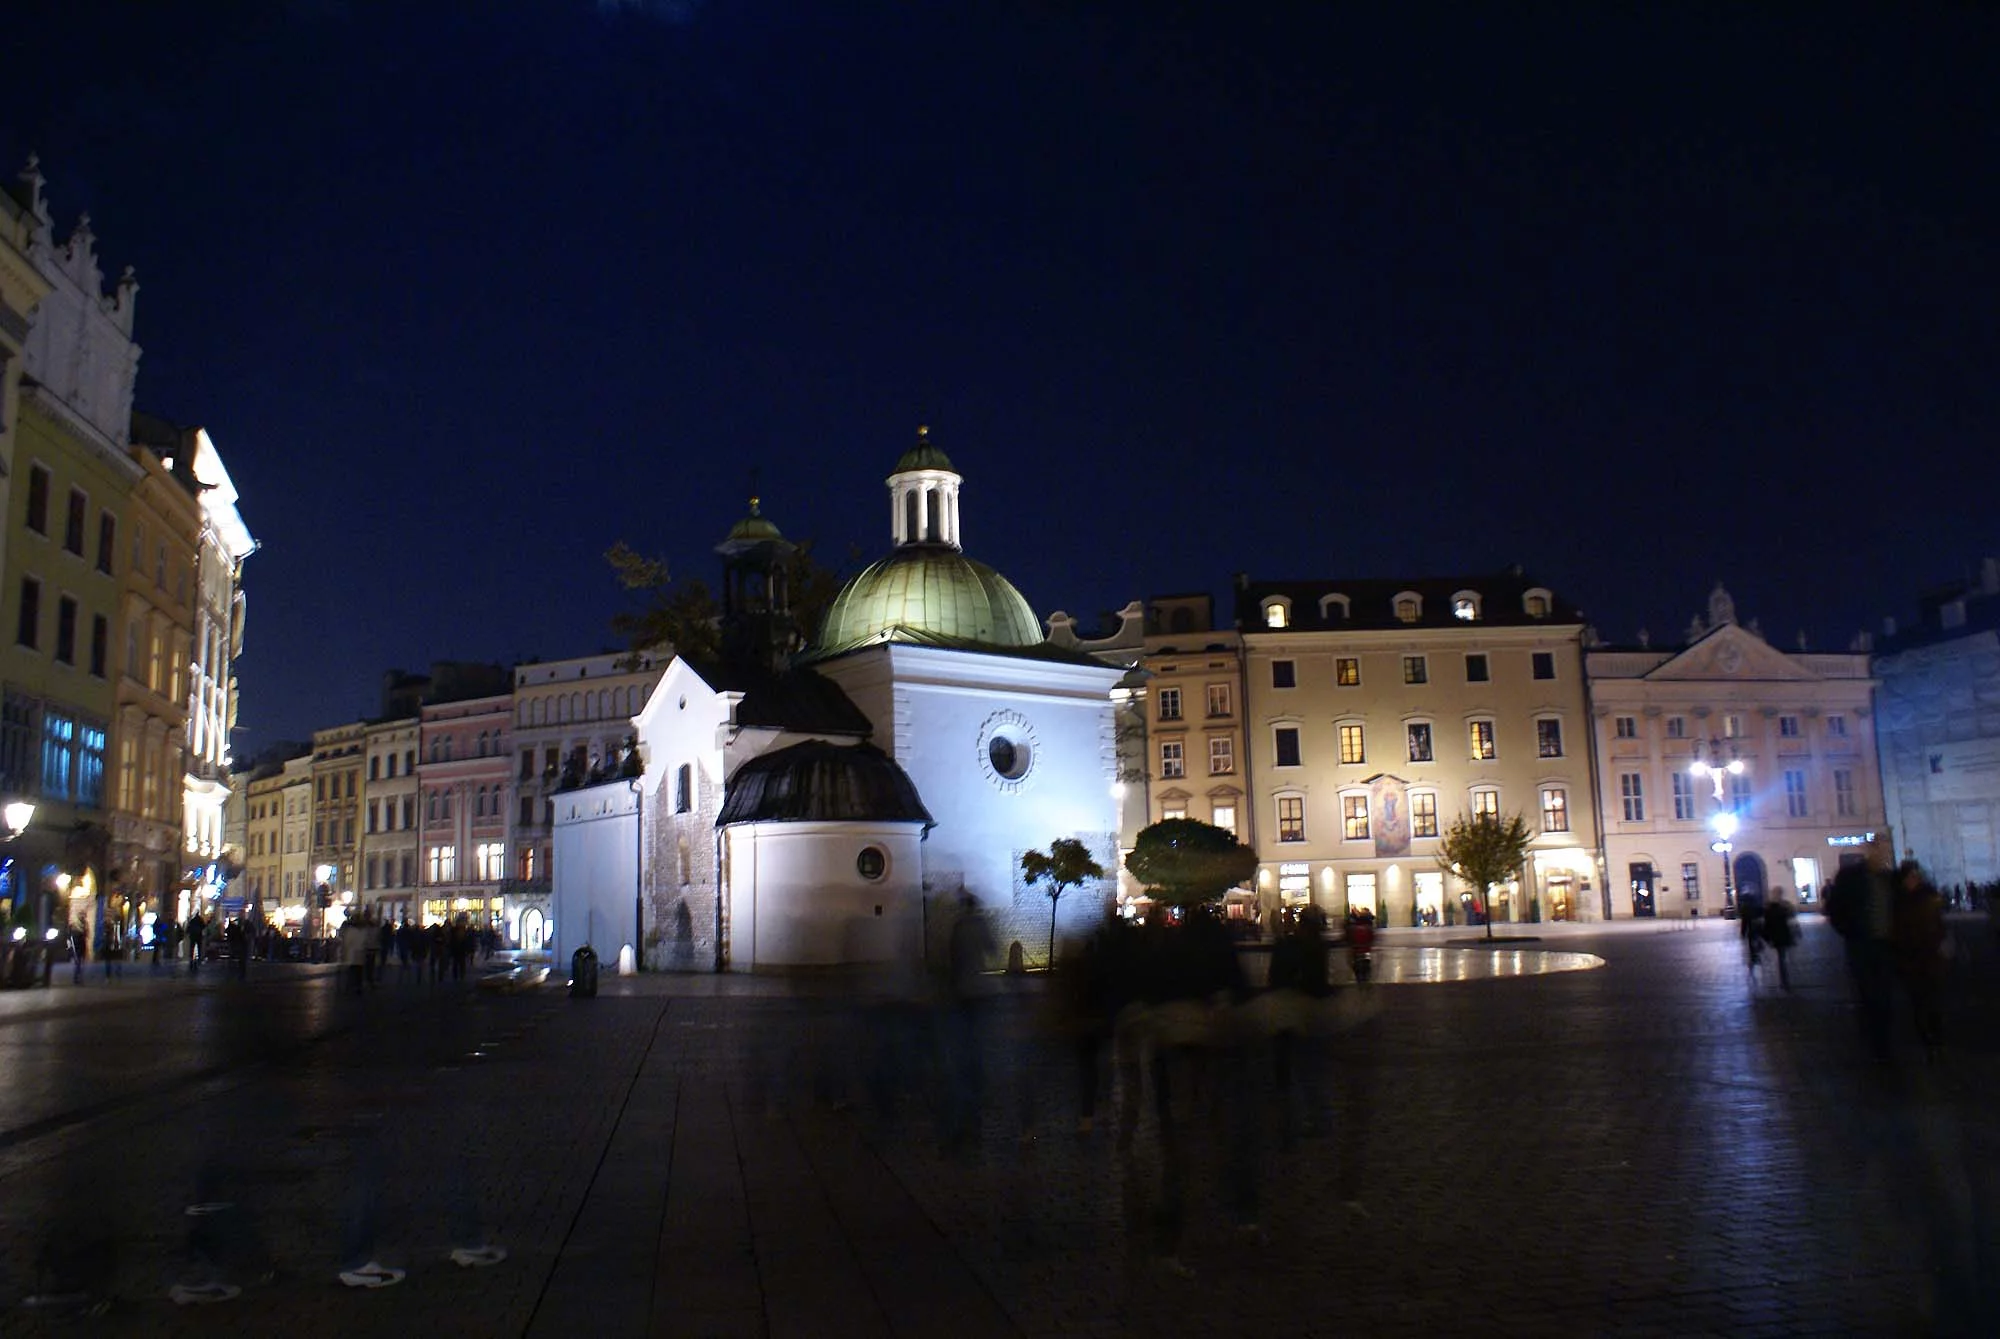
[[718, 740, 933, 828], [1234, 570, 1582, 633]]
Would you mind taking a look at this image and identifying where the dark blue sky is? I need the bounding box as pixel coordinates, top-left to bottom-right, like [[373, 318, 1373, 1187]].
[[7, 0, 1993, 752]]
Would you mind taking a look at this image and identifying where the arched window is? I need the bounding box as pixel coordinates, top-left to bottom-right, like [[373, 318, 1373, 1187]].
[[1393, 591, 1422, 623], [427, 792, 438, 821], [1261, 597, 1291, 629], [1319, 593, 1350, 622], [598, 689, 610, 718], [1452, 590, 1483, 621]]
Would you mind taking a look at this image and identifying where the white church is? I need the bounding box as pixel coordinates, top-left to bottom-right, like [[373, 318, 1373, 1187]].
[[550, 429, 1132, 972]]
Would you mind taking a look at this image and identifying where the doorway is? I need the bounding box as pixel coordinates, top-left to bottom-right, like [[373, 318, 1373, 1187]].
[[1629, 862, 1657, 918], [1732, 852, 1768, 904], [520, 906, 547, 954]]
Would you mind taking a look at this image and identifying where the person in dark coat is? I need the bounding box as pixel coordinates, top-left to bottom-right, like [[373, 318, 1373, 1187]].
[[1761, 889, 1799, 990], [1891, 861, 1948, 1056]]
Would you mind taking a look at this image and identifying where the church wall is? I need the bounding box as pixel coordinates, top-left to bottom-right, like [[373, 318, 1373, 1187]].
[[724, 820, 924, 970], [646, 760, 722, 970], [548, 780, 639, 968]]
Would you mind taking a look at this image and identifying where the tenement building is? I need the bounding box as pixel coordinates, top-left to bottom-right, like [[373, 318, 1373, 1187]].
[[1136, 594, 1250, 913], [1585, 584, 1884, 917], [1872, 559, 2000, 890], [1237, 569, 1602, 925], [359, 716, 419, 924]]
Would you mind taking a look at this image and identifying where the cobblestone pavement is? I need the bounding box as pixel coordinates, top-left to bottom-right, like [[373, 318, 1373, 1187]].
[[0, 919, 1995, 1337]]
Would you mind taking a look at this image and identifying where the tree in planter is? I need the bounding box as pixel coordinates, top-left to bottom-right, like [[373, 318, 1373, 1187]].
[[1124, 818, 1259, 909], [1435, 811, 1533, 940], [1021, 837, 1104, 968]]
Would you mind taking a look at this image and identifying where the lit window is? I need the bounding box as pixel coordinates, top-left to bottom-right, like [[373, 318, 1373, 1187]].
[[1206, 683, 1231, 717], [1728, 771, 1752, 815], [1723, 714, 1746, 739], [1208, 736, 1233, 775], [1161, 803, 1187, 821], [1211, 803, 1237, 836], [1453, 594, 1480, 621], [1411, 791, 1438, 838], [1277, 796, 1304, 842], [1394, 594, 1421, 623], [1407, 722, 1433, 763], [1338, 723, 1365, 764], [1620, 773, 1644, 822], [1342, 794, 1369, 840], [1536, 719, 1563, 758], [1469, 720, 1496, 760], [1403, 655, 1427, 684], [1264, 601, 1289, 629], [1614, 716, 1637, 739], [1472, 788, 1499, 819], [1541, 788, 1569, 833], [1525, 592, 1550, 617], [1157, 687, 1182, 721], [1160, 740, 1184, 779], [1335, 657, 1360, 687]]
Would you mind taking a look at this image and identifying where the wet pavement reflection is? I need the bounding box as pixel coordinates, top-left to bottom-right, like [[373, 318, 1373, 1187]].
[[1369, 945, 1606, 983]]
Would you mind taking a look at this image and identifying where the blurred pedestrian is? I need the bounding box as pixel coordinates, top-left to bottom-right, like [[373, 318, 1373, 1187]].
[[1891, 860, 1948, 1057], [68, 921, 86, 984], [1762, 888, 1799, 990], [1826, 840, 1895, 1059]]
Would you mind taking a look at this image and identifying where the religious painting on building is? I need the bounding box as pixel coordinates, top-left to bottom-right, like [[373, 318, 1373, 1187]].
[[1370, 774, 1411, 858]]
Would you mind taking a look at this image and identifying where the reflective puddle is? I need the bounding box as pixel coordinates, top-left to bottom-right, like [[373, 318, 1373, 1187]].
[[1367, 946, 1605, 984]]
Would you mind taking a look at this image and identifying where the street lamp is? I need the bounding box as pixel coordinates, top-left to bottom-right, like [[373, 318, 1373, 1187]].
[[1709, 811, 1738, 911], [1688, 738, 1745, 802]]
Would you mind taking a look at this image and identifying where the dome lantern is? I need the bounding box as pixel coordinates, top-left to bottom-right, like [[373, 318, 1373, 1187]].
[[888, 425, 962, 551]]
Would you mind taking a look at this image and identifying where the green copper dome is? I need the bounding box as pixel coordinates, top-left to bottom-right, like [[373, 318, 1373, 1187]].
[[724, 502, 784, 544], [892, 425, 956, 475], [810, 545, 1041, 659]]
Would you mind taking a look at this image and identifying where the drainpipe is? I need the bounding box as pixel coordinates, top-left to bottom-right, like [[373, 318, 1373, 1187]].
[[627, 777, 644, 970]]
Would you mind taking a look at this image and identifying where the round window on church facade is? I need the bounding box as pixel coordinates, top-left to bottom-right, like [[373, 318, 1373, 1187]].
[[988, 735, 1030, 780], [976, 709, 1040, 792], [856, 846, 887, 881]]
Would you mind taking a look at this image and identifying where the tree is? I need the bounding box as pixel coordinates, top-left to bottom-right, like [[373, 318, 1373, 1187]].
[[1124, 818, 1259, 908], [1435, 811, 1534, 940], [1021, 837, 1104, 968], [606, 537, 858, 666]]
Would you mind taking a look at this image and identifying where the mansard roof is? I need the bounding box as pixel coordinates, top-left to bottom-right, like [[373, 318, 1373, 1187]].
[[1234, 570, 1581, 632]]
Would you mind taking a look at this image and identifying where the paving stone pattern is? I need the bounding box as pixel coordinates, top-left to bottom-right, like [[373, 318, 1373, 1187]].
[[0, 920, 1995, 1336]]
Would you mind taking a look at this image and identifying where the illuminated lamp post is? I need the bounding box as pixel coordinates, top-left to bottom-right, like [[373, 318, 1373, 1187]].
[[314, 861, 336, 947], [1690, 739, 1747, 911], [2, 803, 36, 987]]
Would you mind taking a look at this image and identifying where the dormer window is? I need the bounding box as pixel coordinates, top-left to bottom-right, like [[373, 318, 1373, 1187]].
[[1319, 593, 1351, 622], [1394, 592, 1422, 623], [1262, 598, 1291, 629], [1452, 591, 1482, 621], [1524, 588, 1553, 618]]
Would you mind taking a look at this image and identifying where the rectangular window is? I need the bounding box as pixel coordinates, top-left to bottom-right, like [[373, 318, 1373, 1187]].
[[520, 748, 535, 781], [64, 489, 86, 554], [1531, 651, 1555, 680], [96, 512, 115, 575], [1682, 862, 1701, 900], [78, 723, 104, 807], [1206, 683, 1231, 717], [1723, 714, 1746, 739], [1536, 718, 1563, 758], [314, 820, 324, 846], [16, 577, 39, 649], [1211, 803, 1237, 837], [1834, 769, 1855, 817], [1614, 716, 1637, 739], [1672, 772, 1696, 821], [1411, 791, 1438, 838], [1827, 716, 1848, 738], [1343, 794, 1370, 840], [1274, 727, 1301, 768], [1469, 720, 1496, 760], [1779, 715, 1800, 738], [343, 817, 354, 845], [55, 596, 77, 665], [2, 692, 39, 794], [1338, 723, 1365, 764], [475, 842, 506, 882], [1161, 803, 1187, 821], [1620, 773, 1645, 822], [1728, 771, 1752, 816], [1407, 722, 1433, 763], [1403, 655, 1427, 685], [1785, 769, 1808, 817], [1208, 736, 1233, 775], [675, 763, 692, 813], [1277, 795, 1304, 842], [1541, 787, 1570, 833], [25, 465, 50, 535], [40, 712, 74, 800], [1272, 660, 1296, 689], [1335, 657, 1360, 687], [1465, 653, 1489, 683], [1157, 686, 1182, 721], [1666, 716, 1687, 739], [520, 796, 535, 826], [367, 801, 379, 834], [1160, 739, 1185, 778], [427, 845, 457, 882]]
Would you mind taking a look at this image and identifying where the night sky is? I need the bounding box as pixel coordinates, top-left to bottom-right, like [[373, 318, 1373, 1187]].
[[6, 1, 1993, 754]]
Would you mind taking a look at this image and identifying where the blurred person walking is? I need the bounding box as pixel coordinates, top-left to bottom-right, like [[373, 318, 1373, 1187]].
[[1762, 888, 1799, 990], [1826, 840, 1896, 1060], [1891, 861, 1948, 1057]]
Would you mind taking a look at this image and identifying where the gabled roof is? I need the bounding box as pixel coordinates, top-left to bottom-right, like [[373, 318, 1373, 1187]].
[[718, 739, 933, 828], [1639, 623, 1822, 682], [679, 658, 874, 736], [1235, 570, 1580, 632]]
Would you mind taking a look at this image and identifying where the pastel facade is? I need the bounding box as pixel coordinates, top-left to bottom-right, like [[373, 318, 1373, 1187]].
[[359, 717, 419, 922], [1238, 571, 1602, 925], [1586, 586, 1884, 916], [417, 693, 511, 926]]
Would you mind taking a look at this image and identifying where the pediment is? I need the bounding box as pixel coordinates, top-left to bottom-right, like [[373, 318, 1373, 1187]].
[[1644, 626, 1819, 682]]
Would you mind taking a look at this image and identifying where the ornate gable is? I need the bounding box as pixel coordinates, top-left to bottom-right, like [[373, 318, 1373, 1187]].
[[1643, 625, 1819, 683]]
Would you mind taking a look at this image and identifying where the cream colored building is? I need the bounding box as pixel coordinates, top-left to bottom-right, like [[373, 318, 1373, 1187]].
[[359, 717, 419, 923], [1586, 585, 1884, 918], [310, 721, 366, 918], [241, 761, 289, 912], [277, 754, 312, 921], [1239, 570, 1603, 925]]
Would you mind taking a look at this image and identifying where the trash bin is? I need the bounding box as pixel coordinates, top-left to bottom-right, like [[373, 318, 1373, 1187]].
[[569, 946, 598, 999]]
